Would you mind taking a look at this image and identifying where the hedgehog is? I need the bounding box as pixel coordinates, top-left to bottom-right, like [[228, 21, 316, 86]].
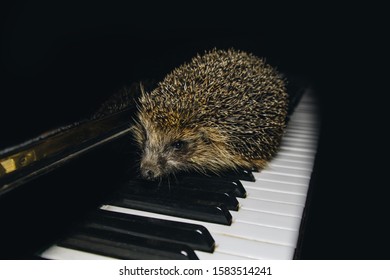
[[132, 49, 288, 180]]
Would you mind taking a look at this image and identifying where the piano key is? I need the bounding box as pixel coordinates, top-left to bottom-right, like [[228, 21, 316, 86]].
[[268, 157, 316, 171], [290, 107, 318, 115], [195, 251, 254, 260], [57, 226, 199, 260], [295, 102, 317, 110], [282, 135, 318, 145], [42, 242, 254, 260], [282, 132, 317, 143], [241, 180, 308, 195], [287, 119, 318, 127], [295, 108, 318, 115], [242, 187, 307, 205], [195, 191, 239, 211], [119, 179, 242, 205], [289, 115, 318, 124], [208, 233, 295, 259], [182, 168, 255, 182], [101, 205, 299, 247], [237, 197, 304, 217], [280, 138, 318, 151], [219, 169, 256, 182], [263, 164, 312, 178], [178, 177, 247, 198], [231, 209, 301, 230], [117, 183, 240, 211], [272, 152, 316, 164], [41, 245, 116, 260], [285, 125, 318, 134], [289, 122, 317, 129], [218, 169, 256, 182], [108, 193, 233, 225], [81, 209, 215, 252], [278, 148, 316, 159], [252, 171, 310, 186], [290, 108, 317, 116], [284, 131, 319, 141]]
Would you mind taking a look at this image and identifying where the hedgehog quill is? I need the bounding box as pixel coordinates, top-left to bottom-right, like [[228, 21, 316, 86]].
[[132, 49, 288, 180]]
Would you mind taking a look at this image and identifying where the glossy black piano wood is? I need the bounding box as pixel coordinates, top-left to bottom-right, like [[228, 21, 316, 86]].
[[0, 115, 138, 259]]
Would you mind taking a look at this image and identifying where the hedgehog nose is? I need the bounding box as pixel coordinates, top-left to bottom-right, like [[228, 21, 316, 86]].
[[143, 169, 155, 180], [140, 163, 159, 180]]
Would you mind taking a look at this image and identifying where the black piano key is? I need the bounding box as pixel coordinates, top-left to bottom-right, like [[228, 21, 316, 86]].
[[80, 209, 215, 252], [58, 227, 198, 260], [118, 181, 239, 211], [218, 169, 256, 182], [177, 177, 247, 198], [179, 168, 256, 182], [107, 192, 232, 225]]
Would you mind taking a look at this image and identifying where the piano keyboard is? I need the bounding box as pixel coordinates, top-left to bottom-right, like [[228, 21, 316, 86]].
[[40, 88, 319, 260]]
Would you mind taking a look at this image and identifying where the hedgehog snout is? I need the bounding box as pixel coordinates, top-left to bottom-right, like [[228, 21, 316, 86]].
[[140, 161, 162, 180], [139, 150, 169, 180]]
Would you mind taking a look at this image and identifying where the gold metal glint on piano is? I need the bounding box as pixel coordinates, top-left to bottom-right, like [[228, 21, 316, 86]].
[[0, 109, 133, 192]]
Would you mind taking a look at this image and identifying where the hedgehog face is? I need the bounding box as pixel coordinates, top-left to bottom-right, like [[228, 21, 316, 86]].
[[133, 118, 210, 180], [139, 134, 191, 180], [140, 139, 190, 180]]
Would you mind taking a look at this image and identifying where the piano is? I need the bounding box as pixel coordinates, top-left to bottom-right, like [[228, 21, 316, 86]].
[[0, 84, 319, 260]]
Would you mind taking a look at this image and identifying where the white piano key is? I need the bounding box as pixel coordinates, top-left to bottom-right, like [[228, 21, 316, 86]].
[[242, 180, 308, 195], [195, 250, 254, 260], [237, 198, 304, 217], [41, 245, 116, 260], [287, 121, 318, 130], [281, 146, 317, 155], [191, 219, 300, 247], [284, 131, 319, 141], [286, 130, 318, 138], [282, 135, 317, 145], [264, 164, 312, 178], [253, 171, 310, 186], [208, 233, 294, 259], [286, 123, 318, 131], [278, 148, 316, 159], [268, 157, 315, 171], [281, 144, 317, 154], [282, 135, 318, 145], [287, 124, 318, 132], [273, 151, 315, 163], [285, 125, 318, 134], [231, 208, 301, 230], [291, 107, 317, 114], [288, 115, 318, 122], [101, 205, 299, 247], [42, 242, 254, 260], [280, 139, 318, 151], [289, 115, 318, 124], [242, 187, 307, 205]]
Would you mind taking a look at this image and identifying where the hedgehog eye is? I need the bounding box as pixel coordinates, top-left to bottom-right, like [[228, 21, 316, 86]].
[[171, 140, 185, 151]]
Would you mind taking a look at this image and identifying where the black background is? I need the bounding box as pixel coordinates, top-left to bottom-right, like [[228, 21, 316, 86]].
[[1, 2, 388, 259]]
